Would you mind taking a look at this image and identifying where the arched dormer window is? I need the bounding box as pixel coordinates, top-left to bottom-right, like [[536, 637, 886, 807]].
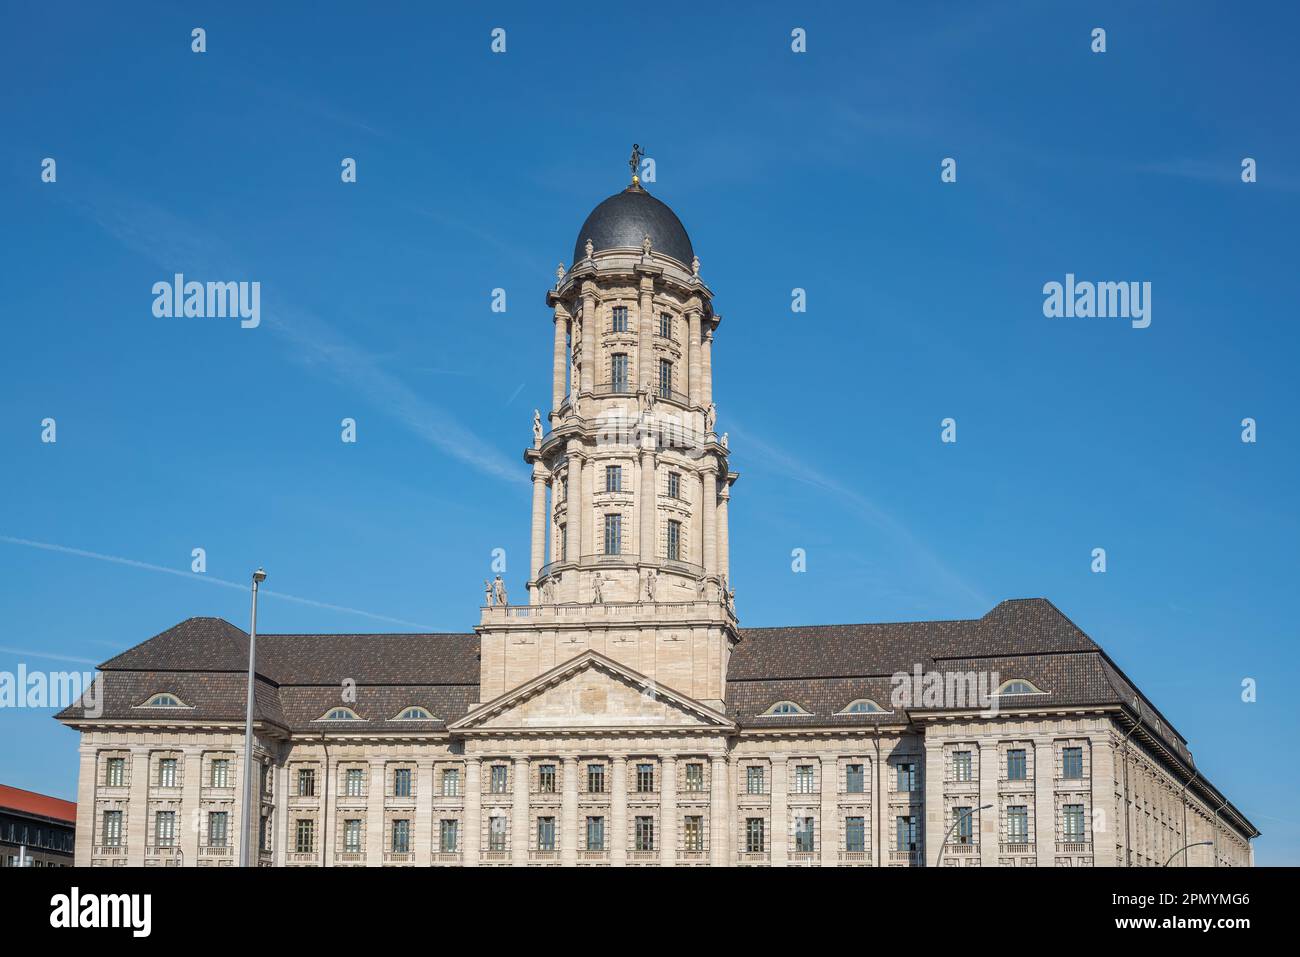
[[393, 706, 436, 721], [840, 698, 888, 714], [763, 701, 811, 716], [994, 679, 1045, 697], [316, 707, 364, 722], [139, 692, 189, 709]]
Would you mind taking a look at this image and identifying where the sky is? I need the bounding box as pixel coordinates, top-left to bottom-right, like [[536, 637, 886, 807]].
[[1, 2, 1296, 863]]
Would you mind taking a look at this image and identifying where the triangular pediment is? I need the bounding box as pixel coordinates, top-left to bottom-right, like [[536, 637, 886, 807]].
[[450, 651, 735, 734]]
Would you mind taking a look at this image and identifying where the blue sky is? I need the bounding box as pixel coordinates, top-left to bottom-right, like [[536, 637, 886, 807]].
[[2, 2, 1296, 863]]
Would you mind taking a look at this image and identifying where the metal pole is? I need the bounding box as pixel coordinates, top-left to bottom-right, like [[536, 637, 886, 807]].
[[1164, 841, 1212, 867], [935, 803, 991, 868], [239, 568, 265, 867], [1178, 770, 1198, 867]]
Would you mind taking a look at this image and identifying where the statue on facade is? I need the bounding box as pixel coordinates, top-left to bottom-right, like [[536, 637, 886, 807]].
[[629, 143, 644, 184], [585, 237, 594, 261], [591, 572, 604, 604], [644, 569, 657, 602], [493, 575, 508, 607], [642, 233, 653, 257], [541, 577, 555, 604], [704, 402, 717, 436], [532, 409, 543, 449], [484, 579, 495, 607], [691, 254, 700, 277], [555, 263, 565, 289], [720, 432, 729, 449]]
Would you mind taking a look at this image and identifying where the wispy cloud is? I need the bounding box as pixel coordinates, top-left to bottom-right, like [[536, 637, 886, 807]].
[[1139, 157, 1300, 193], [0, 646, 99, 666]]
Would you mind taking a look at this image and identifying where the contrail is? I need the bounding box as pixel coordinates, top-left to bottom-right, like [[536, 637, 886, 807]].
[[0, 535, 437, 631], [0, 646, 99, 666]]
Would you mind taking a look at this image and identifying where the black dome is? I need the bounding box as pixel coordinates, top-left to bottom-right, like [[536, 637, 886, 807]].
[[573, 186, 694, 266]]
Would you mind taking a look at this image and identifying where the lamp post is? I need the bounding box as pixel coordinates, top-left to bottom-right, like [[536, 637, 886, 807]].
[[935, 803, 992, 868], [238, 567, 266, 868], [1164, 840, 1212, 867]]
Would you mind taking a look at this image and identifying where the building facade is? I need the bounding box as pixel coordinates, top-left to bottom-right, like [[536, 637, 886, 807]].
[[0, 784, 76, 867], [57, 159, 1257, 867]]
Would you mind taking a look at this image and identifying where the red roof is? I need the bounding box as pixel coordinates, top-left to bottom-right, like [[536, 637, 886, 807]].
[[0, 784, 76, 823]]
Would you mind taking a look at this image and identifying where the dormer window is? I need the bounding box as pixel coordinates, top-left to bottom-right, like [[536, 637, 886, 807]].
[[394, 706, 435, 721], [841, 699, 887, 714], [994, 679, 1045, 697], [317, 707, 364, 721], [140, 693, 188, 709], [764, 701, 810, 716]]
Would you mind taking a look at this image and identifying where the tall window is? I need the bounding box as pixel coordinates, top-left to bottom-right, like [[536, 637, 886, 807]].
[[391, 819, 411, 853], [1062, 747, 1084, 780], [667, 471, 681, 499], [845, 764, 865, 794], [604, 514, 622, 555], [208, 811, 228, 848], [658, 312, 672, 338], [490, 764, 509, 794], [684, 763, 704, 792], [611, 306, 628, 333], [896, 815, 918, 851], [102, 811, 122, 847], [666, 520, 682, 561], [953, 751, 973, 782], [538, 764, 557, 794], [795, 817, 815, 853], [684, 816, 704, 852], [210, 758, 229, 788], [488, 816, 507, 852], [586, 816, 605, 851], [158, 758, 177, 788], [658, 358, 673, 398], [344, 819, 361, 853], [1008, 805, 1029, 843], [558, 524, 567, 560], [746, 766, 765, 795], [440, 819, 459, 852], [1063, 804, 1086, 841], [587, 764, 606, 794], [745, 818, 765, 854], [605, 465, 622, 492], [345, 768, 364, 797], [1007, 749, 1027, 781], [635, 763, 654, 793], [845, 816, 866, 853], [955, 807, 973, 844], [154, 811, 175, 847], [441, 768, 461, 796], [298, 768, 316, 797], [537, 817, 556, 851], [611, 353, 629, 392], [634, 816, 654, 852], [896, 762, 917, 792], [794, 764, 816, 794], [106, 757, 125, 787], [393, 767, 412, 798], [295, 819, 315, 854]]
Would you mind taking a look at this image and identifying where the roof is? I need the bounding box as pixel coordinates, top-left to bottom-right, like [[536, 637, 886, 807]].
[[573, 185, 694, 266], [0, 784, 76, 823]]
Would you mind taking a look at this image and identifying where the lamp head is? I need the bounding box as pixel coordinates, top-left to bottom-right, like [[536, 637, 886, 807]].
[[252, 567, 267, 584]]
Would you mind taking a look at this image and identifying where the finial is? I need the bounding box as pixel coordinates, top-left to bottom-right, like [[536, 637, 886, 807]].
[[555, 263, 565, 288], [629, 143, 643, 186], [584, 237, 594, 260], [691, 255, 700, 277], [642, 233, 652, 256]]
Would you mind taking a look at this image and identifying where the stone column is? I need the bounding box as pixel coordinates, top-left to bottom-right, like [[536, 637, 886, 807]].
[[561, 756, 579, 866], [1035, 738, 1055, 867], [820, 756, 838, 866], [660, 756, 677, 866], [687, 308, 702, 407], [979, 741, 999, 868], [702, 466, 718, 580], [322, 750, 336, 867], [924, 740, 945, 867], [463, 757, 481, 866], [178, 750, 201, 866], [717, 481, 731, 584], [710, 755, 730, 866], [565, 445, 583, 564], [701, 326, 714, 406], [529, 465, 547, 602], [770, 754, 788, 866], [367, 760, 385, 866], [127, 749, 148, 866], [74, 743, 96, 866], [611, 756, 628, 865], [582, 457, 596, 558], [639, 447, 656, 567], [552, 310, 569, 413], [580, 284, 596, 394], [512, 757, 530, 865], [637, 277, 654, 392], [416, 760, 434, 865]]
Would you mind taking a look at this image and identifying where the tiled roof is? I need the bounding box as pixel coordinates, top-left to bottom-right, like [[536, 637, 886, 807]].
[[0, 784, 76, 823]]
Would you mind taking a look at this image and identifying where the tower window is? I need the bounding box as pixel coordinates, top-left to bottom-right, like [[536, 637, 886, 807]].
[[666, 520, 681, 561], [559, 524, 567, 560], [611, 306, 628, 333], [658, 312, 672, 338], [611, 353, 629, 392], [658, 359, 673, 399], [605, 465, 622, 492], [604, 514, 622, 555], [667, 471, 680, 499]]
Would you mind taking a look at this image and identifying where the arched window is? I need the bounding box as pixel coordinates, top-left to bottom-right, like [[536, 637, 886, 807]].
[[316, 707, 364, 722], [841, 698, 887, 714], [995, 679, 1045, 696], [763, 701, 810, 716], [393, 706, 435, 721], [140, 693, 188, 709]]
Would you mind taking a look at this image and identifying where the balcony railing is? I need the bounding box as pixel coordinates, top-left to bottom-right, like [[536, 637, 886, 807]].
[[93, 844, 126, 857], [627, 850, 658, 862], [1056, 841, 1091, 854], [335, 851, 364, 863], [198, 845, 231, 856], [838, 851, 872, 864], [528, 850, 560, 863], [384, 851, 416, 864], [1000, 842, 1033, 854], [578, 849, 608, 862], [677, 850, 708, 863], [595, 382, 635, 396], [286, 851, 318, 864], [737, 851, 769, 865], [431, 851, 461, 864], [890, 850, 923, 865]]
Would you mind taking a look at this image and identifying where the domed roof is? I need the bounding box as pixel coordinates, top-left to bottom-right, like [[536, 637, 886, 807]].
[[573, 185, 694, 267]]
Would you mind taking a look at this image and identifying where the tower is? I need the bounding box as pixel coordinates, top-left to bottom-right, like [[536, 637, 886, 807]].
[[477, 150, 739, 709]]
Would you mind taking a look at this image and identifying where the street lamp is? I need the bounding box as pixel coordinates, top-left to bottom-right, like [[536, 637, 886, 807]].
[[238, 567, 266, 868], [935, 803, 992, 868], [1164, 840, 1212, 867]]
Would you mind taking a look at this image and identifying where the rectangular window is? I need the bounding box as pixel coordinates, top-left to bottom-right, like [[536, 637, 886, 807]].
[[298, 768, 316, 797], [586, 816, 605, 851], [210, 758, 229, 789], [441, 768, 461, 796], [393, 767, 412, 798], [795, 817, 815, 853], [896, 762, 917, 792], [658, 358, 672, 399], [538, 764, 557, 794], [439, 819, 459, 853], [611, 353, 629, 392], [794, 764, 816, 794], [1007, 749, 1027, 781], [684, 763, 705, 792], [955, 807, 973, 844], [296, 819, 315, 854], [158, 758, 177, 788], [1008, 805, 1029, 842], [490, 764, 509, 794], [635, 763, 654, 793], [537, 816, 556, 851], [745, 818, 765, 854], [667, 520, 682, 561], [154, 811, 175, 847], [344, 819, 362, 853], [667, 471, 680, 499], [896, 815, 918, 852], [845, 816, 866, 853], [605, 465, 622, 492], [106, 757, 125, 787], [635, 816, 654, 852], [489, 816, 507, 852], [1062, 747, 1084, 780], [845, 764, 865, 794], [586, 764, 605, 794], [611, 306, 628, 333], [391, 819, 411, 853], [684, 816, 705, 852], [102, 811, 122, 847], [953, 751, 973, 782], [659, 312, 672, 339], [208, 811, 228, 848], [604, 513, 622, 555], [1063, 804, 1086, 841], [345, 768, 364, 797], [746, 766, 765, 795], [559, 523, 567, 560]]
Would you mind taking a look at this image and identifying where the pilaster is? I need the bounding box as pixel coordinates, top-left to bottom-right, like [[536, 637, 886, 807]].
[[820, 756, 838, 865], [770, 754, 788, 866], [561, 756, 579, 866], [611, 756, 628, 865], [463, 757, 481, 866], [1035, 738, 1055, 867], [660, 755, 677, 866], [979, 741, 999, 868], [366, 759, 385, 866], [127, 749, 148, 866], [512, 756, 530, 864]]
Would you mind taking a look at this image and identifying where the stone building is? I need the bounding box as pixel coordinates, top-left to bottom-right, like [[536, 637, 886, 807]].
[[56, 158, 1257, 868]]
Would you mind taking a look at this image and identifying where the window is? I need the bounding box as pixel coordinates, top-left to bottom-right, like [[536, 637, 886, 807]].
[[896, 815, 918, 852], [1062, 747, 1084, 780], [634, 816, 654, 852], [605, 465, 622, 492], [102, 811, 122, 847], [489, 816, 507, 852], [745, 818, 765, 854], [955, 807, 974, 844], [489, 764, 509, 793], [296, 819, 315, 854], [684, 816, 705, 852], [765, 701, 809, 716], [1007, 749, 1027, 781], [538, 764, 557, 794], [558, 523, 567, 560], [795, 817, 815, 853], [158, 758, 177, 788], [142, 693, 186, 708], [611, 306, 628, 333], [746, 766, 765, 795], [106, 757, 125, 787], [586, 816, 605, 851], [996, 679, 1042, 696], [1063, 804, 1086, 841], [440, 819, 459, 853], [345, 768, 364, 797], [611, 353, 629, 392], [896, 762, 917, 792], [635, 763, 654, 793], [953, 751, 973, 782], [298, 768, 316, 797], [441, 768, 461, 796], [208, 811, 228, 848], [210, 758, 230, 788], [658, 312, 672, 338], [391, 819, 411, 854], [794, 764, 816, 794], [843, 699, 885, 714], [319, 707, 362, 721], [684, 763, 705, 792], [393, 767, 412, 798], [154, 811, 175, 847], [658, 358, 673, 398], [667, 471, 681, 499], [537, 817, 556, 851], [344, 819, 362, 853], [395, 706, 433, 721], [845, 816, 866, 853], [586, 764, 605, 794], [1008, 806, 1029, 843], [845, 764, 865, 794], [666, 520, 682, 561], [604, 513, 622, 555]]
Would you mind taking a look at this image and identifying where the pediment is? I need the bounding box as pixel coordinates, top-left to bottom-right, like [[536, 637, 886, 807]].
[[450, 651, 735, 733]]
